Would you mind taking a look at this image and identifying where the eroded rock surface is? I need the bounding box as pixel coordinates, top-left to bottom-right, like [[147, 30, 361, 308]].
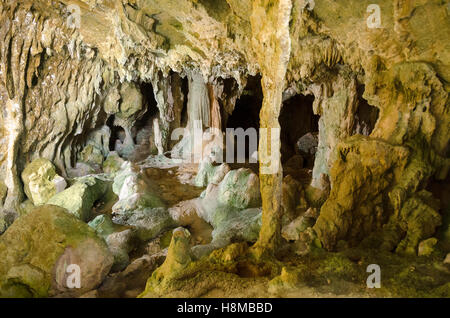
[[0, 205, 113, 297]]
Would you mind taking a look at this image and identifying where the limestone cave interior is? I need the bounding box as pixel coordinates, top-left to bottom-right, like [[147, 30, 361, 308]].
[[0, 0, 449, 302]]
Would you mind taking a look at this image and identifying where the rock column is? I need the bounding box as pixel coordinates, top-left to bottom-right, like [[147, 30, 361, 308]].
[[250, 0, 292, 254]]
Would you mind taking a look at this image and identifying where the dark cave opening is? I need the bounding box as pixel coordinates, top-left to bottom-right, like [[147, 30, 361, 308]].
[[225, 76, 262, 167], [107, 115, 124, 152], [180, 75, 189, 129], [107, 82, 159, 160], [352, 86, 380, 136], [131, 82, 160, 160], [280, 94, 319, 177]]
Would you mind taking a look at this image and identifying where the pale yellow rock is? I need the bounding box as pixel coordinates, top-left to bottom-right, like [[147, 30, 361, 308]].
[[21, 159, 66, 206]]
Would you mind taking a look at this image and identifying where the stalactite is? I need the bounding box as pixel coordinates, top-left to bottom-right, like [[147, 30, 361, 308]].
[[150, 71, 184, 153], [187, 72, 211, 130], [207, 84, 222, 131]]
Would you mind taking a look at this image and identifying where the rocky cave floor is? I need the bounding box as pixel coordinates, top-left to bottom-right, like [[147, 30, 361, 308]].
[[1, 123, 450, 298], [1, 139, 450, 298], [80, 159, 450, 298]]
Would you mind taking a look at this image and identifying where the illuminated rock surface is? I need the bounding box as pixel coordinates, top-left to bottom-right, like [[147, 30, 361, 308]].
[[0, 0, 449, 298]]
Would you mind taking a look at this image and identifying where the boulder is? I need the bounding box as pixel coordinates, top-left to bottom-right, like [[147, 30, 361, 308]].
[[418, 237, 438, 256], [178, 169, 263, 258], [67, 162, 98, 178], [438, 207, 450, 252], [217, 168, 261, 210], [297, 132, 318, 156], [0, 205, 113, 297], [103, 152, 126, 175], [106, 229, 135, 272], [47, 176, 109, 221], [21, 158, 67, 206], [112, 207, 175, 242], [112, 162, 165, 213], [169, 200, 213, 245], [88, 214, 116, 238], [194, 157, 230, 187], [282, 214, 316, 241]]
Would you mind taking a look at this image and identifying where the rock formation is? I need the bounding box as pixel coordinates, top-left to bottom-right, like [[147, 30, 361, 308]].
[[0, 0, 448, 298]]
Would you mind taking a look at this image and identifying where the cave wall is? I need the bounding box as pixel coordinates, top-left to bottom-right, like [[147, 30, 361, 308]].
[[0, 0, 449, 253]]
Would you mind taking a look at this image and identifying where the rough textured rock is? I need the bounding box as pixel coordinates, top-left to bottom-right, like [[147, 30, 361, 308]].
[[21, 158, 66, 206], [96, 251, 166, 298], [141, 227, 193, 295], [250, 0, 291, 255], [297, 133, 318, 158], [112, 162, 165, 214], [88, 214, 116, 238], [169, 200, 213, 245], [0, 209, 18, 235], [0, 181, 7, 207], [103, 152, 126, 175], [173, 168, 262, 258], [313, 134, 446, 253], [217, 168, 261, 210], [47, 175, 110, 221], [281, 175, 308, 226], [282, 215, 316, 242], [194, 157, 230, 187], [0, 205, 113, 297], [418, 238, 438, 257], [110, 162, 176, 241], [113, 207, 175, 242], [106, 229, 135, 272]]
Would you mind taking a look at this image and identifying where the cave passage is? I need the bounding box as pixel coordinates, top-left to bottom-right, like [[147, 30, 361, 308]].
[[279, 94, 319, 183], [225, 76, 262, 170], [107, 82, 160, 161], [352, 86, 379, 136]]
